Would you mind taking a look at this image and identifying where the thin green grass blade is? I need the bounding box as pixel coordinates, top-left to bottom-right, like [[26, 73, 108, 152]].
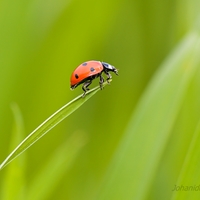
[[97, 31, 200, 200], [1, 103, 26, 200], [171, 119, 200, 200], [27, 131, 87, 200], [0, 81, 110, 170]]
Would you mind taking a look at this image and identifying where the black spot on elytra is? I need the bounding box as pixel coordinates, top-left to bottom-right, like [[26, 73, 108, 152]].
[[82, 62, 87, 66], [75, 74, 79, 79], [90, 67, 95, 72]]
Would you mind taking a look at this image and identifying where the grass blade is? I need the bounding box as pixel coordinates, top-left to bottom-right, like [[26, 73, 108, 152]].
[[97, 31, 200, 200], [1, 103, 26, 200], [0, 81, 110, 170]]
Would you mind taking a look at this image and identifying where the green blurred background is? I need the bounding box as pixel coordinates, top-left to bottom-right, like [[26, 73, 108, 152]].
[[1, 0, 200, 199]]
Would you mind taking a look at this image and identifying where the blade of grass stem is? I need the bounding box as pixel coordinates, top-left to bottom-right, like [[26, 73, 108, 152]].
[[0, 81, 111, 170]]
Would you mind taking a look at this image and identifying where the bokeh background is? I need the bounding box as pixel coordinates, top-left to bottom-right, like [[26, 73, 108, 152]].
[[1, 0, 200, 199]]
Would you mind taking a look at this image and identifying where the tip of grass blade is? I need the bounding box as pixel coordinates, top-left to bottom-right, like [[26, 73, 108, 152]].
[[0, 80, 112, 170]]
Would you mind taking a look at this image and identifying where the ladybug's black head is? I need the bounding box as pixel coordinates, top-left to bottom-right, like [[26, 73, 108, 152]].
[[101, 62, 118, 75]]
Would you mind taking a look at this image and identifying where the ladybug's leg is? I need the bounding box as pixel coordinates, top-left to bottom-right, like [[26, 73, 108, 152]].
[[82, 80, 92, 97], [104, 71, 112, 84], [99, 74, 104, 90]]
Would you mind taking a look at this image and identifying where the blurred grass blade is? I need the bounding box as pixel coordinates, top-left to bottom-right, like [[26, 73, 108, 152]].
[[27, 131, 87, 200], [171, 119, 200, 200], [1, 103, 26, 200], [0, 81, 110, 170], [97, 32, 200, 200]]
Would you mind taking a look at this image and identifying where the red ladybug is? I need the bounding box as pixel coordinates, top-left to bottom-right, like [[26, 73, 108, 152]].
[[70, 61, 118, 97]]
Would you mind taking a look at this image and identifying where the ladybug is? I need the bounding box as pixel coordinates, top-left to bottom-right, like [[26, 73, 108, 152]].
[[70, 60, 118, 97]]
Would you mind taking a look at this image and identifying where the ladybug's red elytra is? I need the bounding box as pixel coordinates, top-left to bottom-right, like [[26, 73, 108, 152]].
[[70, 60, 118, 97]]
